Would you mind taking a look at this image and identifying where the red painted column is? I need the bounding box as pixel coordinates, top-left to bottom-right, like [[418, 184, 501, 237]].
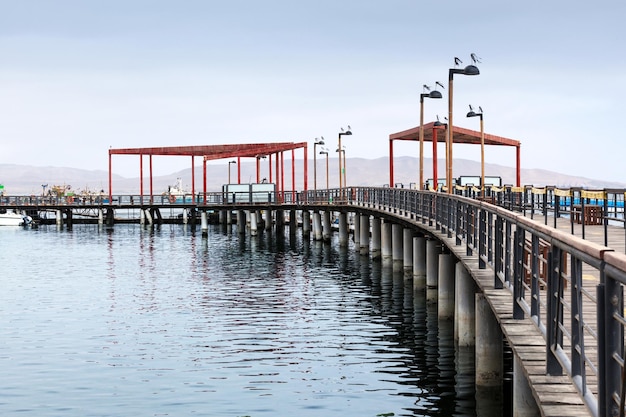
[[291, 149, 295, 201], [389, 139, 394, 187], [139, 154, 144, 201], [303, 144, 308, 192], [516, 145, 521, 187], [149, 155, 154, 203], [191, 156, 195, 199], [280, 151, 285, 202], [108, 151, 112, 204], [237, 156, 241, 184], [433, 127, 439, 189], [202, 159, 207, 205]]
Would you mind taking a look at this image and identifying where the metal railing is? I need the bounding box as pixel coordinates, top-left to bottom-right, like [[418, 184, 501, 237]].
[[348, 186, 626, 417]]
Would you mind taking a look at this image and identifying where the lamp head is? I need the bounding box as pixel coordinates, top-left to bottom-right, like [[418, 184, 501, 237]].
[[434, 115, 448, 127], [466, 104, 483, 118], [429, 90, 443, 99], [339, 125, 352, 136], [463, 64, 480, 76]]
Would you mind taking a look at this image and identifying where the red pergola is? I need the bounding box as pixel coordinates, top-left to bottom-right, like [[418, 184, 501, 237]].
[[108, 142, 308, 203], [389, 121, 521, 188]]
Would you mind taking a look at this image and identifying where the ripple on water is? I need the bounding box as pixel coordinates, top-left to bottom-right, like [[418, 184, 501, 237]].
[[0, 225, 480, 416]]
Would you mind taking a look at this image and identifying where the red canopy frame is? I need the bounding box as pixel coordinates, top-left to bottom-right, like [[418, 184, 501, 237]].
[[388, 121, 521, 189], [108, 142, 308, 203]]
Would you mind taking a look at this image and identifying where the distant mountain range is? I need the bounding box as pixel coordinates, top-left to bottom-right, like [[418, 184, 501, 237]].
[[1, 157, 624, 195]]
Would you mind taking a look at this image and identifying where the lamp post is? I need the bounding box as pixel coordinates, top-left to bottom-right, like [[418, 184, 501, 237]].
[[433, 117, 447, 191], [419, 83, 443, 190], [447, 55, 480, 193], [336, 145, 346, 189], [338, 126, 352, 195], [313, 137, 325, 196], [466, 105, 485, 196], [319, 149, 329, 191], [228, 160, 236, 184]]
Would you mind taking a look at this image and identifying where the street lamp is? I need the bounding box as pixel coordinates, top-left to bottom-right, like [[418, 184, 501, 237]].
[[466, 105, 485, 196], [338, 125, 352, 195], [419, 83, 443, 190], [319, 148, 329, 190], [336, 145, 346, 188], [447, 54, 480, 193], [313, 137, 325, 196], [228, 160, 236, 184]]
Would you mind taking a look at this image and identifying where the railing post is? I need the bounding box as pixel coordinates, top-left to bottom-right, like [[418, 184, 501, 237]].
[[455, 199, 462, 245], [601, 272, 623, 417], [466, 205, 473, 256], [479, 209, 486, 269], [513, 229, 525, 319], [531, 235, 540, 318], [494, 216, 503, 289], [546, 246, 564, 376]]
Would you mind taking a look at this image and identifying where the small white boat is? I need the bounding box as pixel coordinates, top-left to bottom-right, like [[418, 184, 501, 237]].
[[0, 209, 33, 226], [164, 177, 192, 203]]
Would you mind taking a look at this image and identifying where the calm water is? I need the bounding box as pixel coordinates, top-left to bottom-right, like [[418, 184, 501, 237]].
[[0, 224, 478, 417]]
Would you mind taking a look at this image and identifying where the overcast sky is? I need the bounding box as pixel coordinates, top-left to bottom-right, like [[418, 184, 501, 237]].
[[1, 1, 624, 184]]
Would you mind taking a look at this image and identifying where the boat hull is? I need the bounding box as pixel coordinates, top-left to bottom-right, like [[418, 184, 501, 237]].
[[0, 212, 31, 226]]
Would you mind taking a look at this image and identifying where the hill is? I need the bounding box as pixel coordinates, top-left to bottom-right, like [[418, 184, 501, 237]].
[[1, 157, 623, 195]]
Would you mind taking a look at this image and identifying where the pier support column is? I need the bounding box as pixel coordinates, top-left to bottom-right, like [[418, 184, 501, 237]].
[[455, 263, 476, 346], [381, 221, 392, 263], [513, 355, 540, 417], [338, 212, 349, 247], [144, 208, 153, 225], [275, 210, 285, 232], [359, 214, 370, 255], [322, 211, 332, 242], [302, 210, 311, 238], [56, 209, 62, 227], [140, 209, 145, 225], [426, 239, 441, 302], [476, 293, 503, 388], [237, 210, 246, 235], [183, 208, 188, 225], [353, 214, 360, 246], [250, 210, 258, 236], [98, 209, 104, 226], [313, 211, 322, 241], [201, 211, 208, 236], [371, 217, 381, 260], [226, 209, 232, 225], [413, 236, 426, 290], [403, 228, 413, 274], [289, 210, 297, 236], [264, 209, 272, 231], [392, 223, 403, 271], [438, 254, 456, 320], [219, 210, 225, 225]]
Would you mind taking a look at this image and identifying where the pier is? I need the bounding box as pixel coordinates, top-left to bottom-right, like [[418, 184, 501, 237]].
[[3, 183, 626, 416]]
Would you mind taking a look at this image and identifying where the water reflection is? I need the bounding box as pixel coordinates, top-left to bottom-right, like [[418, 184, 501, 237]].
[[0, 224, 487, 417]]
